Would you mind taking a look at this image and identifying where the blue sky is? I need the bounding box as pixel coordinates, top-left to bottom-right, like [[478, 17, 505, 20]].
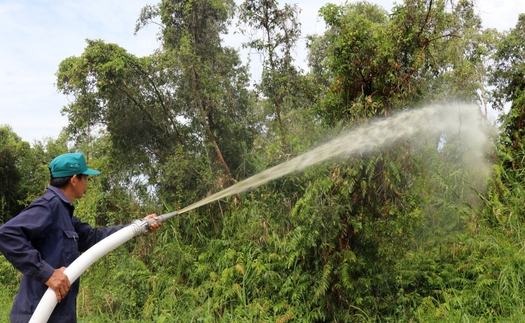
[[1, 0, 524, 144]]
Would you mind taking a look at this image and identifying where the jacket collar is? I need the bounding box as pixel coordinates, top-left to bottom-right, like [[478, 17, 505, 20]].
[[47, 185, 74, 208]]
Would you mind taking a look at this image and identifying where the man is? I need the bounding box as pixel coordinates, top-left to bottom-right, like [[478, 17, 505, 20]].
[[0, 152, 162, 323]]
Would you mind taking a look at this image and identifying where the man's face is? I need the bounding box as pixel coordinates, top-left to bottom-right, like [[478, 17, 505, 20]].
[[73, 174, 88, 199]]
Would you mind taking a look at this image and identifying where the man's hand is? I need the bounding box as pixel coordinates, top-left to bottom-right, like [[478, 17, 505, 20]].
[[144, 213, 163, 233], [45, 267, 70, 302]]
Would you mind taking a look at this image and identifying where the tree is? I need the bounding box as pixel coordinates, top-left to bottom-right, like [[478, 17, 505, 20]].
[[0, 126, 26, 222], [316, 1, 392, 124], [238, 0, 303, 152], [316, 0, 498, 126], [491, 14, 525, 163], [405, 0, 501, 109], [57, 41, 187, 165], [137, 0, 258, 187], [0, 127, 69, 223]]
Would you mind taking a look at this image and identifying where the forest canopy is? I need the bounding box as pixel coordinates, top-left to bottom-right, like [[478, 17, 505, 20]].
[[2, 0, 525, 322]]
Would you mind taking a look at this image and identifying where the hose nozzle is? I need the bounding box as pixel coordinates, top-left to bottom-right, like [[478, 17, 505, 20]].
[[131, 219, 151, 235], [132, 211, 179, 235]]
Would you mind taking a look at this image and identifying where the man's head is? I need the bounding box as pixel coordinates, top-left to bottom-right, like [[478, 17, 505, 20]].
[[49, 153, 100, 179], [48, 153, 100, 201]]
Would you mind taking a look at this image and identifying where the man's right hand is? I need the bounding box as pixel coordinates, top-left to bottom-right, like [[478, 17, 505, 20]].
[[45, 267, 70, 302]]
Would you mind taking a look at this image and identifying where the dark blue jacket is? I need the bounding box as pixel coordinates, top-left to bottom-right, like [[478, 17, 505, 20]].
[[0, 186, 125, 323]]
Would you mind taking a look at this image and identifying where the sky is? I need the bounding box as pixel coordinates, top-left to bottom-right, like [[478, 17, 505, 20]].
[[1, 0, 524, 144]]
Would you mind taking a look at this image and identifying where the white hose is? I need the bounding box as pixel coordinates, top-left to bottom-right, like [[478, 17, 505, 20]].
[[28, 213, 176, 323]]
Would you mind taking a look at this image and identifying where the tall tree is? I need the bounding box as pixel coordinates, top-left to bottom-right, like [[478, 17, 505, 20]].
[[315, 0, 490, 124], [491, 14, 525, 162], [137, 0, 257, 186], [238, 0, 303, 152], [57, 41, 188, 165]]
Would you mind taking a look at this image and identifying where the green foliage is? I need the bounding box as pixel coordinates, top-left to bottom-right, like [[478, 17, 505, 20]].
[[0, 255, 19, 321], [56, 40, 189, 167], [317, 1, 394, 123], [0, 126, 68, 223], [5, 0, 525, 322], [316, 0, 495, 125], [491, 14, 525, 154], [238, 0, 306, 153], [0, 126, 27, 223], [136, 0, 257, 186]]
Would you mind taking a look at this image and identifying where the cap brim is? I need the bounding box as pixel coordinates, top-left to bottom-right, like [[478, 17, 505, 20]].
[[82, 168, 101, 175]]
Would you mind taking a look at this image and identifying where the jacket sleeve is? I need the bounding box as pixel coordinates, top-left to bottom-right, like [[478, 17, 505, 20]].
[[73, 217, 127, 253], [0, 202, 56, 284]]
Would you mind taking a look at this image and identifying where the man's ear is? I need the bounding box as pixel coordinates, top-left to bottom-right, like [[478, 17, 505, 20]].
[[69, 175, 78, 186]]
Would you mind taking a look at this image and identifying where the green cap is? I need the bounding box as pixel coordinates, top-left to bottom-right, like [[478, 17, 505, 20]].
[[49, 152, 101, 178]]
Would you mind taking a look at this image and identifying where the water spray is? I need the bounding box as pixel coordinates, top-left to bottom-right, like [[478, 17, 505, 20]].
[[28, 103, 490, 322]]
